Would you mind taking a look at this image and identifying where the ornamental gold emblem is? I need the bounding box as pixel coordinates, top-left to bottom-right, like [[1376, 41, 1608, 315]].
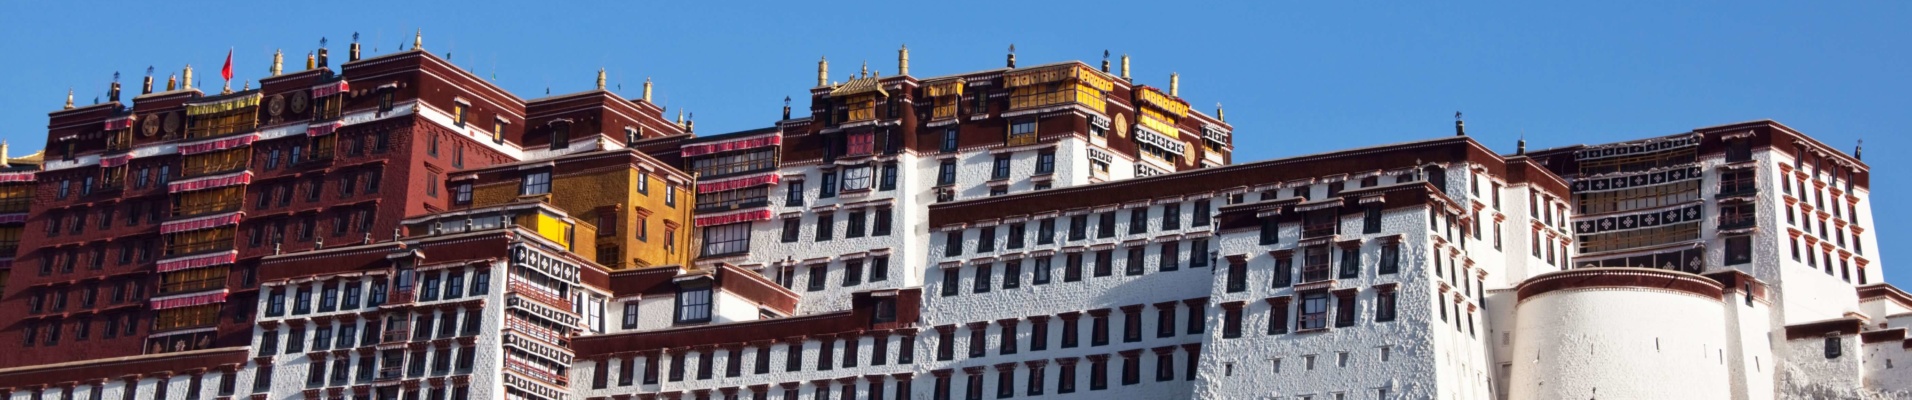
[[1114, 113, 1129, 138], [289, 90, 309, 113], [268, 94, 286, 116], [140, 113, 160, 137]]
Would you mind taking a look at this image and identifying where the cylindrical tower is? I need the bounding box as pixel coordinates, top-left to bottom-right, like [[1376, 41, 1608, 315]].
[[1510, 268, 1730, 400]]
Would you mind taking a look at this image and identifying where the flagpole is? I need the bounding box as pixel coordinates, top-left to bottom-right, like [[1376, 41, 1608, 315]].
[[222, 48, 234, 94]]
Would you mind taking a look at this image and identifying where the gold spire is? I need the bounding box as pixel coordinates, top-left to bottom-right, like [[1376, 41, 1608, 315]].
[[676, 109, 684, 125], [898, 44, 910, 76], [182, 65, 194, 90], [1, 141, 10, 168], [817, 56, 829, 87], [597, 68, 607, 91], [64, 88, 73, 109], [1169, 72, 1179, 97], [1216, 103, 1225, 122], [166, 74, 178, 91], [414, 29, 423, 51], [1120, 54, 1131, 81], [271, 49, 284, 76], [642, 77, 653, 102], [860, 60, 868, 79]]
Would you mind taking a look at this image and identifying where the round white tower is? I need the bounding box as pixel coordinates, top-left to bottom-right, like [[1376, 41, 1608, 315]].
[[1509, 268, 1731, 400]]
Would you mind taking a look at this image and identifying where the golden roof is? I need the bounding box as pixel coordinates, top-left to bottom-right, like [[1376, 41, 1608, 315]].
[[829, 76, 888, 97]]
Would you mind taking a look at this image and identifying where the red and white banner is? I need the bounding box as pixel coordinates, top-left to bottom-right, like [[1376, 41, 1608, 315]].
[[104, 116, 137, 130], [694, 209, 773, 227], [151, 290, 229, 310], [99, 153, 134, 168], [699, 173, 780, 194], [0, 172, 36, 183], [160, 212, 243, 234], [176, 133, 258, 155], [0, 213, 27, 224], [311, 81, 350, 98], [155, 250, 238, 273], [307, 120, 344, 137], [168, 171, 252, 193], [681, 134, 781, 157]]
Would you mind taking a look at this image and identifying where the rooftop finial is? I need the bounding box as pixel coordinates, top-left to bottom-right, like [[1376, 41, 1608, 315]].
[[1855, 139, 1863, 160], [1101, 50, 1111, 73], [817, 56, 829, 87], [898, 44, 910, 76], [1517, 131, 1527, 155], [182, 64, 193, 90], [1120, 53, 1131, 81], [1, 141, 10, 168], [271, 49, 284, 76], [63, 88, 73, 109], [1169, 72, 1180, 97], [109, 71, 122, 102], [642, 77, 653, 102], [860, 60, 868, 79], [1007, 44, 1017, 68], [306, 51, 316, 70], [1216, 103, 1225, 122], [597, 68, 607, 91], [413, 29, 423, 51], [1454, 111, 1466, 136], [349, 32, 362, 62], [166, 73, 177, 91], [783, 96, 792, 120], [142, 66, 154, 94]]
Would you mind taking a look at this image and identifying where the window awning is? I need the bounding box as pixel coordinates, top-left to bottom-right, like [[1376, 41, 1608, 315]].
[[150, 290, 229, 310], [307, 120, 345, 137], [695, 209, 773, 227], [156, 250, 238, 273], [311, 80, 351, 98], [0, 172, 33, 183], [104, 115, 137, 130], [700, 173, 780, 194], [682, 133, 781, 157], [161, 211, 244, 234], [1087, 148, 1113, 164], [169, 171, 252, 193], [99, 153, 134, 168], [177, 133, 258, 155]]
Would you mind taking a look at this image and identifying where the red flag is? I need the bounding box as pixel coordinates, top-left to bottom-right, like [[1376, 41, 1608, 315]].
[[220, 48, 233, 82]]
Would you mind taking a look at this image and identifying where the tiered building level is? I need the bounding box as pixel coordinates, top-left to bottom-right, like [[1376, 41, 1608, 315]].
[[0, 37, 1907, 400]]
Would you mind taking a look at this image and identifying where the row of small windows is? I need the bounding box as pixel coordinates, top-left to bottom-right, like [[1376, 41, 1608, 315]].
[[939, 239, 1211, 296], [931, 300, 1208, 362], [782, 207, 894, 243], [926, 349, 1200, 400], [587, 332, 917, 388], [773, 255, 893, 293], [940, 200, 1214, 257]]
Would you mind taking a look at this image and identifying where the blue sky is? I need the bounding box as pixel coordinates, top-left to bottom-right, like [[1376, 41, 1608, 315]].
[[1, 1, 1907, 284]]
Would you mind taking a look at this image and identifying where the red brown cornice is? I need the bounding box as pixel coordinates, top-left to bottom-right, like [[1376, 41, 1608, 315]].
[[1516, 268, 1723, 302]]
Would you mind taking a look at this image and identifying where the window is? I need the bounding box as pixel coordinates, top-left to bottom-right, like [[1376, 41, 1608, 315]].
[[945, 230, 964, 257], [1097, 213, 1115, 239], [1298, 292, 1330, 330], [843, 260, 864, 286], [1159, 242, 1180, 271], [782, 218, 802, 243], [1032, 257, 1052, 285], [816, 213, 835, 241], [452, 183, 472, 205], [1725, 236, 1752, 265], [880, 162, 898, 191], [937, 161, 957, 185], [1259, 219, 1279, 245], [990, 155, 1013, 181], [1375, 289, 1397, 322], [701, 223, 751, 256], [1162, 204, 1181, 230], [520, 172, 551, 196], [785, 181, 805, 206], [1222, 306, 1243, 338], [841, 166, 873, 191], [820, 170, 838, 198], [675, 282, 713, 324], [976, 227, 995, 253], [941, 128, 959, 153], [1091, 313, 1110, 346], [1064, 253, 1083, 282], [873, 207, 893, 236], [1338, 247, 1360, 279], [1334, 291, 1357, 327], [1225, 261, 1247, 292], [973, 264, 993, 294], [1036, 151, 1055, 174], [809, 266, 828, 292], [1129, 208, 1149, 234]]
